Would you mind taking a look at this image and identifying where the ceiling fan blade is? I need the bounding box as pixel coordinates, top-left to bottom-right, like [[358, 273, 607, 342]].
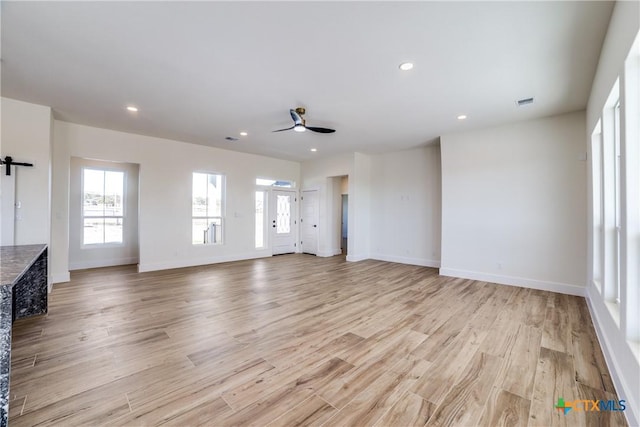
[[306, 126, 336, 134], [272, 126, 295, 132], [289, 109, 303, 126]]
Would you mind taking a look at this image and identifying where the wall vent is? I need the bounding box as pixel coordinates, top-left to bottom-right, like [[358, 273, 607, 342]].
[[516, 97, 534, 106], [225, 136, 239, 142]]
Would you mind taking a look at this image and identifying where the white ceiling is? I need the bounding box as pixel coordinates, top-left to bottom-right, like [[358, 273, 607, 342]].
[[1, 1, 613, 162]]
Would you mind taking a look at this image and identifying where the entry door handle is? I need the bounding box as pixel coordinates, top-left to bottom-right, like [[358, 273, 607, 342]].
[[313, 225, 317, 228]]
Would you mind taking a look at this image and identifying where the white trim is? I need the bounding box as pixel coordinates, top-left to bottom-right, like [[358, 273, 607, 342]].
[[346, 254, 368, 262], [438, 267, 586, 296], [69, 256, 138, 271], [586, 284, 639, 427], [371, 254, 441, 269], [137, 251, 272, 273], [317, 249, 342, 257], [51, 272, 70, 285]]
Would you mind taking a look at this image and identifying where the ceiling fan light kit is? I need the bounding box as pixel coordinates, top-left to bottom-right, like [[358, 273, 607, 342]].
[[273, 107, 336, 134]]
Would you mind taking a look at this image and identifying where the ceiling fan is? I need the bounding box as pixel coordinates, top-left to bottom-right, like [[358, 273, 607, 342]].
[[273, 108, 336, 134]]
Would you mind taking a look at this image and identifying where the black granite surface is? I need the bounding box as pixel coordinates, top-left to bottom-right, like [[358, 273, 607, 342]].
[[14, 249, 48, 320], [0, 244, 48, 427], [0, 245, 47, 286], [0, 286, 11, 426]]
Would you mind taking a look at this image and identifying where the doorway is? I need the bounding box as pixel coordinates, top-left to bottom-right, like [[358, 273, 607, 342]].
[[301, 190, 319, 255], [270, 189, 297, 255], [341, 194, 348, 254]]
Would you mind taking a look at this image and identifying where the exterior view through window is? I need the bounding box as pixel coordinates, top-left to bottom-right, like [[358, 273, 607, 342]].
[[82, 168, 124, 245], [192, 172, 224, 244]]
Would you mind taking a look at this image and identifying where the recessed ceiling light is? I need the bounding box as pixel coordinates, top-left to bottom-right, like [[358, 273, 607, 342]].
[[310, 148, 317, 152], [240, 131, 248, 136], [457, 115, 467, 120], [126, 106, 138, 112], [399, 62, 414, 71]]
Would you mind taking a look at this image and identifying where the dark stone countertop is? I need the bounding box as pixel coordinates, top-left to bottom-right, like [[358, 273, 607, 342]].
[[0, 244, 47, 426], [1, 245, 47, 287]]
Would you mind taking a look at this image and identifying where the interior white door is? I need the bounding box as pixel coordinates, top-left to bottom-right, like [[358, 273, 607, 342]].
[[270, 189, 297, 255], [300, 190, 318, 255], [0, 173, 16, 245]]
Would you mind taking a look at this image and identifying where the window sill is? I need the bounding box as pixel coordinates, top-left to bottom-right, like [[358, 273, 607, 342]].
[[81, 243, 125, 249]]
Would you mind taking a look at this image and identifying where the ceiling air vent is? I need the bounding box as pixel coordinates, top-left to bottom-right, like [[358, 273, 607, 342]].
[[225, 136, 239, 142], [516, 97, 534, 106]]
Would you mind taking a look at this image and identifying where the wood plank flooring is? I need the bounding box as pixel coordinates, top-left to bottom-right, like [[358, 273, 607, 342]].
[[8, 255, 627, 426]]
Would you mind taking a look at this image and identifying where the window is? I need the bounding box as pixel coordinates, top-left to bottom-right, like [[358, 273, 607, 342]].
[[590, 30, 640, 355], [82, 168, 124, 245], [276, 194, 291, 233], [613, 101, 621, 304], [600, 80, 620, 315], [192, 172, 225, 245], [591, 121, 603, 293], [255, 190, 266, 248], [256, 178, 295, 188]]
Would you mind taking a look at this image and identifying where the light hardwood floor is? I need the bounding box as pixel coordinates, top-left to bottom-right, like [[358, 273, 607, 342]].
[[9, 255, 627, 426]]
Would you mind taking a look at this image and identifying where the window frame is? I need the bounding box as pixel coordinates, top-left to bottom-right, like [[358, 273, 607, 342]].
[[192, 171, 226, 245], [81, 166, 126, 248]]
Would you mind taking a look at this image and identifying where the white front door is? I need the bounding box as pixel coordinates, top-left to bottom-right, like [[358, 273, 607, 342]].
[[300, 190, 319, 255], [270, 189, 297, 255]]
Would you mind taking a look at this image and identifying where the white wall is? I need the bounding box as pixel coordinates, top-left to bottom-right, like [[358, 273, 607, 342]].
[[585, 2, 639, 426], [50, 121, 70, 283], [301, 152, 372, 261], [370, 145, 441, 267], [440, 111, 587, 295], [52, 121, 300, 277], [350, 153, 371, 261], [301, 153, 353, 257], [0, 98, 52, 246], [68, 157, 140, 270]]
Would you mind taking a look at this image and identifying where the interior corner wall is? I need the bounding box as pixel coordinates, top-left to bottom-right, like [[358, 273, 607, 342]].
[[370, 145, 441, 267], [327, 176, 342, 256], [350, 152, 371, 261], [301, 153, 353, 258], [440, 111, 587, 295], [51, 120, 300, 278], [50, 123, 70, 283], [584, 2, 639, 425], [0, 98, 52, 247]]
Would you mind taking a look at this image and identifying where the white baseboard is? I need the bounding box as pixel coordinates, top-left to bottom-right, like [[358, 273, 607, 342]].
[[371, 254, 440, 269], [585, 285, 639, 427], [439, 267, 586, 296], [138, 251, 272, 273], [317, 249, 342, 257], [346, 254, 368, 262], [51, 272, 70, 285], [69, 257, 139, 271]]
